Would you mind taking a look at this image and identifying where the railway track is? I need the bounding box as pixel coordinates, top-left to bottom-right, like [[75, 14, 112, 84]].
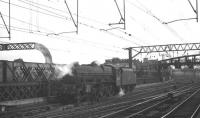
[[29, 82, 194, 118], [0, 82, 172, 118], [191, 104, 200, 118], [122, 88, 198, 118], [97, 85, 199, 118], [28, 82, 174, 118], [161, 87, 200, 118]]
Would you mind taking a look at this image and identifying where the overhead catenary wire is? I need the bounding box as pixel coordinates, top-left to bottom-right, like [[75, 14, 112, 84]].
[[2, 0, 196, 62], [4, 0, 105, 28], [1, 0, 186, 48], [0, 0, 67, 20], [114, 27, 149, 45], [1, 0, 188, 45], [126, 0, 186, 43], [0, 26, 115, 59], [134, 0, 165, 23], [0, 24, 124, 54], [1, 13, 56, 33], [0, 38, 114, 60], [23, 0, 107, 25], [129, 16, 162, 45], [134, 0, 187, 43], [0, 1, 131, 48], [164, 18, 197, 24], [0, 0, 142, 46], [164, 0, 198, 24], [0, 14, 124, 52]]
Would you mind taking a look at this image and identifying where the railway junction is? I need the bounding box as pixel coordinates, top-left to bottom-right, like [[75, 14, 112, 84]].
[[0, 0, 200, 118], [0, 43, 200, 118]]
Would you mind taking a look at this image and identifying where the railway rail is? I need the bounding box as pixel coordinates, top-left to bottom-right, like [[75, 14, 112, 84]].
[[0, 82, 172, 118], [28, 82, 174, 118], [191, 104, 200, 118], [122, 88, 199, 118], [97, 84, 199, 118], [29, 82, 194, 118], [161, 87, 200, 118]]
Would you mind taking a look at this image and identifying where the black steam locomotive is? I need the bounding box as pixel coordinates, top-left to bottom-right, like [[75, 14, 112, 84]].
[[56, 63, 137, 104]]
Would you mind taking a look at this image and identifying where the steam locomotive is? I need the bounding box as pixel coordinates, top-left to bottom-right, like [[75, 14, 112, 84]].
[[56, 63, 137, 104]]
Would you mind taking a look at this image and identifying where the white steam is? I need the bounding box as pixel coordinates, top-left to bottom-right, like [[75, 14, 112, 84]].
[[118, 88, 125, 97], [55, 62, 78, 79]]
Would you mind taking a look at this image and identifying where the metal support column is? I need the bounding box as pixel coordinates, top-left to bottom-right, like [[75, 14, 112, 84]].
[[128, 48, 132, 68], [123, 0, 126, 29], [108, 0, 126, 30], [64, 0, 79, 34]]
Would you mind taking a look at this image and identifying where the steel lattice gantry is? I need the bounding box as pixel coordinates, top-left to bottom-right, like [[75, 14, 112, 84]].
[[159, 54, 200, 69], [0, 42, 52, 63], [0, 42, 35, 50], [124, 43, 200, 68]]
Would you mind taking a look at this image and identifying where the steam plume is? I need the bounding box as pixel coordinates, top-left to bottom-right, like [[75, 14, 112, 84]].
[[118, 88, 125, 97], [55, 62, 79, 79]]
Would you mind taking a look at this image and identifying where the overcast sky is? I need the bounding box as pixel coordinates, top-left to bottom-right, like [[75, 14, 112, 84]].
[[0, 0, 200, 64]]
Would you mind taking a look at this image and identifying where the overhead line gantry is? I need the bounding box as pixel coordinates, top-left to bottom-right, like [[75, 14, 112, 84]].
[[124, 43, 200, 68], [0, 42, 52, 63]]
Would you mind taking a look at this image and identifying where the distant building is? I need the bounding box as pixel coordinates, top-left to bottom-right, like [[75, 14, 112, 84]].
[[105, 58, 140, 68], [105, 57, 158, 71], [141, 58, 159, 72]]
